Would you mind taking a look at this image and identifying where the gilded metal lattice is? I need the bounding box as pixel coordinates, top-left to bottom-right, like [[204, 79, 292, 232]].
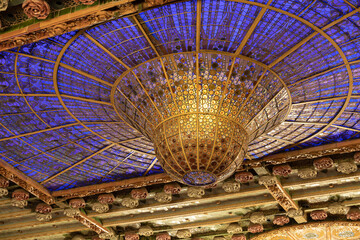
[[114, 52, 290, 185]]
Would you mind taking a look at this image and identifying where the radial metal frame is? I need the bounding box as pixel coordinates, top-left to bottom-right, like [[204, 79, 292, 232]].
[[0, 0, 359, 188]]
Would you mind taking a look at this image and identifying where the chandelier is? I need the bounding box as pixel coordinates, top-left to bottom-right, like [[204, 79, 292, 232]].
[[114, 52, 290, 186]]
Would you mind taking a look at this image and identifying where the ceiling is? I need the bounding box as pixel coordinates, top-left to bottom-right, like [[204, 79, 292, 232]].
[[0, 0, 360, 193]]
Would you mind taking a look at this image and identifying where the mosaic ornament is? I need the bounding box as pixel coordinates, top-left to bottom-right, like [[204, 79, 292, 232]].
[[64, 208, 80, 217], [328, 202, 350, 215], [337, 162, 358, 174], [12, 189, 29, 201], [114, 53, 290, 186], [248, 223, 263, 233], [272, 164, 292, 177], [35, 203, 52, 214], [258, 175, 277, 186], [11, 199, 28, 208], [227, 223, 243, 234], [131, 188, 148, 200], [273, 215, 290, 226], [222, 181, 241, 193], [22, 0, 50, 19], [98, 193, 115, 204], [297, 168, 317, 179], [69, 198, 86, 208], [156, 232, 171, 240], [121, 197, 139, 208], [231, 234, 246, 240], [347, 207, 360, 220], [187, 187, 205, 198], [313, 157, 333, 170], [164, 183, 182, 194], [138, 225, 153, 237], [125, 232, 139, 240], [177, 229, 191, 238], [235, 172, 253, 183], [310, 210, 328, 220], [92, 202, 109, 213], [154, 192, 172, 203], [249, 212, 266, 224]]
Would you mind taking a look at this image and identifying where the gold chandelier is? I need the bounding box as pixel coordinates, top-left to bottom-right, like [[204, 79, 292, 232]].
[[114, 52, 290, 186]]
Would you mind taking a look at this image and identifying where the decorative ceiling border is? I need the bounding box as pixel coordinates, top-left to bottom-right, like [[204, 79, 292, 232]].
[[0, 0, 179, 51], [242, 138, 360, 169], [52, 173, 173, 199], [0, 157, 55, 204]]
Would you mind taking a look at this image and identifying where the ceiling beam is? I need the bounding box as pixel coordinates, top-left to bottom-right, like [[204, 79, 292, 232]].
[[52, 173, 173, 199], [0, 159, 55, 204]]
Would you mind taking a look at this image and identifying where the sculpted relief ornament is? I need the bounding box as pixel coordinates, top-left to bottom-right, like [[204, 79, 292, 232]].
[[328, 203, 350, 215], [222, 181, 241, 193], [154, 192, 172, 203], [22, 0, 50, 19], [227, 223, 243, 234], [92, 202, 109, 213], [138, 225, 153, 237], [121, 197, 139, 208], [176, 229, 191, 238], [250, 212, 266, 224], [297, 168, 317, 179], [187, 187, 205, 198], [337, 161, 358, 174]]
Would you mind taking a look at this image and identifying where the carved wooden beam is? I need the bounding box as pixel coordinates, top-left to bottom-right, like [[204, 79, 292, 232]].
[[52, 173, 173, 199], [72, 210, 114, 237], [0, 158, 55, 204], [255, 167, 307, 223]]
